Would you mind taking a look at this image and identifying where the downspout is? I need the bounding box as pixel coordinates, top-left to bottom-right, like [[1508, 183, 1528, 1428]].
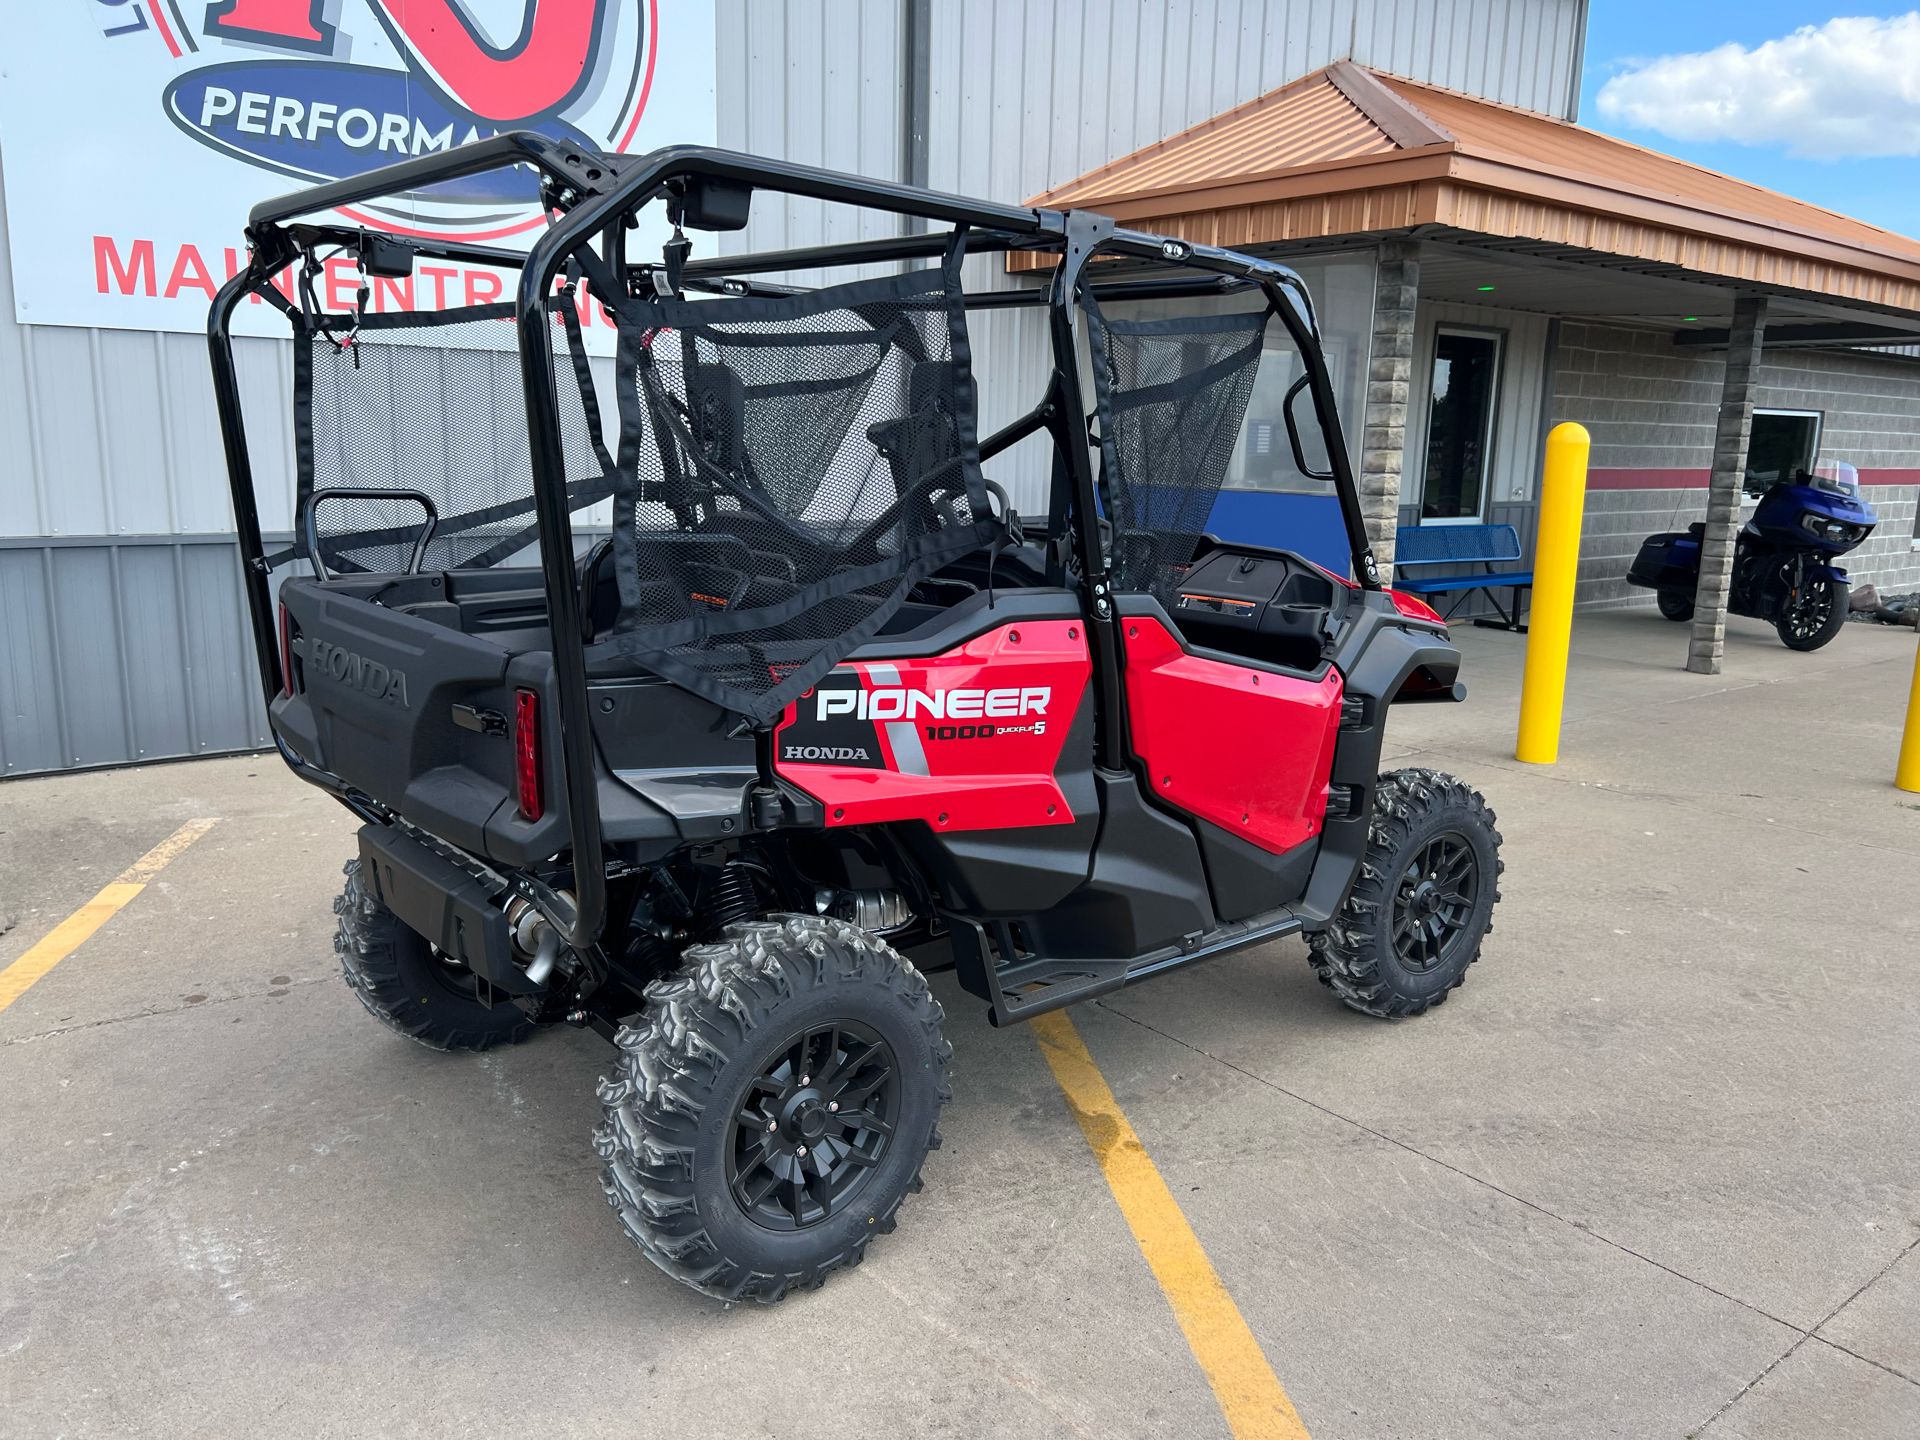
[[900, 0, 931, 236], [1565, 0, 1591, 122]]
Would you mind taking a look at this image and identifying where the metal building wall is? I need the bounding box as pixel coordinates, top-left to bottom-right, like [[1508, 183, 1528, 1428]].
[[718, 0, 1590, 507], [0, 151, 296, 776], [2, 0, 1587, 777], [923, 0, 1589, 506]]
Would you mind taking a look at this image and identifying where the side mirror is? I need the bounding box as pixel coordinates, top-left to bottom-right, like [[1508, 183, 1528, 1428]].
[[1282, 374, 1335, 482]]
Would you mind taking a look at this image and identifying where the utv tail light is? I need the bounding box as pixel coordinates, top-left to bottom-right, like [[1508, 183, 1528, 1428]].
[[514, 688, 544, 822], [1388, 589, 1445, 625], [276, 602, 294, 696]]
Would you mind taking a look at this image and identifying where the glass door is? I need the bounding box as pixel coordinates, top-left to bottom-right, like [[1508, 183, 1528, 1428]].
[[1420, 328, 1502, 522]]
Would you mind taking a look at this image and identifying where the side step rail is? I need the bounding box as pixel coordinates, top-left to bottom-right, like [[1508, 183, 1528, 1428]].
[[945, 909, 1305, 1027]]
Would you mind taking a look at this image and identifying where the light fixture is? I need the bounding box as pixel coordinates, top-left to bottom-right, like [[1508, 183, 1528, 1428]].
[[1476, 284, 1496, 292], [1682, 314, 1698, 322]]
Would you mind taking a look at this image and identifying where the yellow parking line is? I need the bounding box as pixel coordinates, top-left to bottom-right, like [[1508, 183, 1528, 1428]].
[[0, 818, 217, 1015], [1033, 1010, 1311, 1440]]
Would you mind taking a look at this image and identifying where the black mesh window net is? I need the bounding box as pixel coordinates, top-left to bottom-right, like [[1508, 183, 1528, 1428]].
[[590, 247, 993, 723], [295, 297, 613, 578], [1081, 301, 1268, 604]]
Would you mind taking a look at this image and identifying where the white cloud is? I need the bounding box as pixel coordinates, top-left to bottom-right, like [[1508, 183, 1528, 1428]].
[[1595, 13, 1920, 159]]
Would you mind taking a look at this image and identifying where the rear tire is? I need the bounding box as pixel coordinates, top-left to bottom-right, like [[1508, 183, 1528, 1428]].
[[332, 860, 539, 1051], [595, 916, 951, 1303], [1656, 589, 1694, 622], [1307, 769, 1504, 1018], [1776, 576, 1849, 651]]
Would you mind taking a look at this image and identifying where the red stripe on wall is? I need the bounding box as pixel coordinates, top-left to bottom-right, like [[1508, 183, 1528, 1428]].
[[1585, 467, 1920, 491], [1587, 469, 1710, 491]]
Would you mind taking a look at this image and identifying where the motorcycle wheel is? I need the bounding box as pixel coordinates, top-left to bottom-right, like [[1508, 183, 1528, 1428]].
[[1775, 576, 1850, 652], [1656, 590, 1694, 622]]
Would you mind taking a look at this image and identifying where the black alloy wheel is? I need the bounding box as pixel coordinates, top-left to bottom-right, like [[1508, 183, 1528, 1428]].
[[1305, 768, 1504, 1018], [1776, 575, 1849, 651], [1391, 832, 1480, 973], [727, 1021, 902, 1231], [596, 916, 950, 1303]]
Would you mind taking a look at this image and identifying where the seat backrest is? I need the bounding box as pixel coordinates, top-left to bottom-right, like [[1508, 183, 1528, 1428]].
[[1393, 523, 1521, 567]]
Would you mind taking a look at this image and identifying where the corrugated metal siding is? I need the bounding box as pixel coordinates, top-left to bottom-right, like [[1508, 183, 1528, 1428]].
[[1, 0, 1585, 776], [919, 0, 1584, 509], [713, 0, 908, 284], [0, 538, 280, 775]]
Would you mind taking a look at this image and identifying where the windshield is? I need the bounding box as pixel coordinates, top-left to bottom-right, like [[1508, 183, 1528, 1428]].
[[1810, 459, 1861, 496]]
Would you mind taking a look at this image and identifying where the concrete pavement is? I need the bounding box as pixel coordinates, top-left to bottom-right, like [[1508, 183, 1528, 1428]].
[[1, 609, 1916, 1437]]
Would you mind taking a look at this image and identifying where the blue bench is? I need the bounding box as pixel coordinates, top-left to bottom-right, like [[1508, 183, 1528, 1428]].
[[1392, 523, 1532, 631]]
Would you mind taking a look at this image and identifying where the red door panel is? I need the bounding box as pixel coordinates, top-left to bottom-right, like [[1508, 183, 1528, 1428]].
[[1121, 616, 1341, 854], [774, 620, 1091, 832]]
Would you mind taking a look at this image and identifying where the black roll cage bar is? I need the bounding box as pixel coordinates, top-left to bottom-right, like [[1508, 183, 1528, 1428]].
[[208, 132, 1380, 953]]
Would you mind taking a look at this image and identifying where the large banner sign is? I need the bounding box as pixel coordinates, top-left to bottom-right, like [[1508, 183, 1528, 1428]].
[[0, 1, 716, 335]]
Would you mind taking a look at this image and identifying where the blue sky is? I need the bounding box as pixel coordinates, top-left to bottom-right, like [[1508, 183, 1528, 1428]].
[[1578, 5, 1920, 237]]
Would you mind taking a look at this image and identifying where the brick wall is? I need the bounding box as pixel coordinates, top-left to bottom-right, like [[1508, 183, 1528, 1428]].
[[1549, 321, 1920, 605]]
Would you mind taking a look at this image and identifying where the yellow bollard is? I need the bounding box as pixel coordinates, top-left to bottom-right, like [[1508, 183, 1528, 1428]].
[[1515, 422, 1591, 764], [1898, 635, 1920, 793]]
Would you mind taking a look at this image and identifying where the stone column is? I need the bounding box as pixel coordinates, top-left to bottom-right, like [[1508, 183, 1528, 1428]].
[[1359, 239, 1420, 581], [1686, 295, 1768, 675]]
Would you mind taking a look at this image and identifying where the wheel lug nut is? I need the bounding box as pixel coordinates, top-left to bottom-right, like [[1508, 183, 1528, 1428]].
[[799, 1075, 810, 1086], [796, 1145, 808, 1157], [766, 1119, 777, 1132], [827, 1102, 839, 1113]]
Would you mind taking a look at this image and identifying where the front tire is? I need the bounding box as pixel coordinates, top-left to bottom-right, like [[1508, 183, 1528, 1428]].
[[595, 916, 951, 1303], [333, 860, 540, 1051], [1307, 769, 1504, 1018], [1657, 589, 1694, 622], [1776, 576, 1849, 651]]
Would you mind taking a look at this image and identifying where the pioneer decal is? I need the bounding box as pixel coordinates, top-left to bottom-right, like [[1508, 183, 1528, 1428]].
[[815, 686, 1052, 722], [770, 622, 1094, 831]]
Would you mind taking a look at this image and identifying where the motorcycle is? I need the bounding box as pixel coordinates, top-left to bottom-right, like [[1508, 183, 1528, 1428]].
[[1627, 459, 1877, 651]]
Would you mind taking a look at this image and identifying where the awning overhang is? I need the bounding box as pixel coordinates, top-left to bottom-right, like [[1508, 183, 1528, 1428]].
[[1018, 62, 1920, 324]]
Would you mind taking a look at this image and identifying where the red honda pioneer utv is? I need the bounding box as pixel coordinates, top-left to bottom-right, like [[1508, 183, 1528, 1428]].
[[210, 134, 1502, 1303]]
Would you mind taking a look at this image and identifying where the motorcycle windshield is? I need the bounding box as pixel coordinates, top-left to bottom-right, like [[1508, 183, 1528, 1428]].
[[1811, 459, 1861, 496]]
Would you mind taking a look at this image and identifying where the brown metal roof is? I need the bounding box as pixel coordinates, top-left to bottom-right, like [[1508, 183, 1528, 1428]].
[[1023, 63, 1920, 312]]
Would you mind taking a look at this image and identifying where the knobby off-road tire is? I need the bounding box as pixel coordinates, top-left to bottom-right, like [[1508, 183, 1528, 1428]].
[[333, 859, 539, 1051], [1656, 589, 1695, 622], [1307, 768, 1504, 1018], [595, 915, 951, 1304], [1776, 576, 1850, 652]]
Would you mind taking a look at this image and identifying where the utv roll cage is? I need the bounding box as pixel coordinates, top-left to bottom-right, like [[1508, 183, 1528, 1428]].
[[209, 132, 1381, 960]]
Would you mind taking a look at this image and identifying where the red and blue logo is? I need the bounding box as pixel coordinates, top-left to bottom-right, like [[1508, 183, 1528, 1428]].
[[145, 1, 657, 241]]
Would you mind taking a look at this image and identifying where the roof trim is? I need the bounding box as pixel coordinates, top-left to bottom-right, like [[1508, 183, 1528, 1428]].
[[1025, 63, 1920, 312], [1324, 62, 1452, 149]]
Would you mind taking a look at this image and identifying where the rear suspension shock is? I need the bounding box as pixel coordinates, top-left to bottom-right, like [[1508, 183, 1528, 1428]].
[[703, 862, 760, 935]]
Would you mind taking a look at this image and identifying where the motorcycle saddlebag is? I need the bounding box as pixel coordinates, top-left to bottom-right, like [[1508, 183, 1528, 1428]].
[[1626, 531, 1698, 591]]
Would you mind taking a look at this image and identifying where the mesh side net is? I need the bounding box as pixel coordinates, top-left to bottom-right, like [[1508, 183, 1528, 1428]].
[[589, 258, 993, 723], [297, 300, 612, 577], [1081, 302, 1268, 603]]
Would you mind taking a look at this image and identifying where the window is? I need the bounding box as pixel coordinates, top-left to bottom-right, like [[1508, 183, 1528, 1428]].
[[1745, 409, 1821, 497], [1420, 329, 1502, 521]]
